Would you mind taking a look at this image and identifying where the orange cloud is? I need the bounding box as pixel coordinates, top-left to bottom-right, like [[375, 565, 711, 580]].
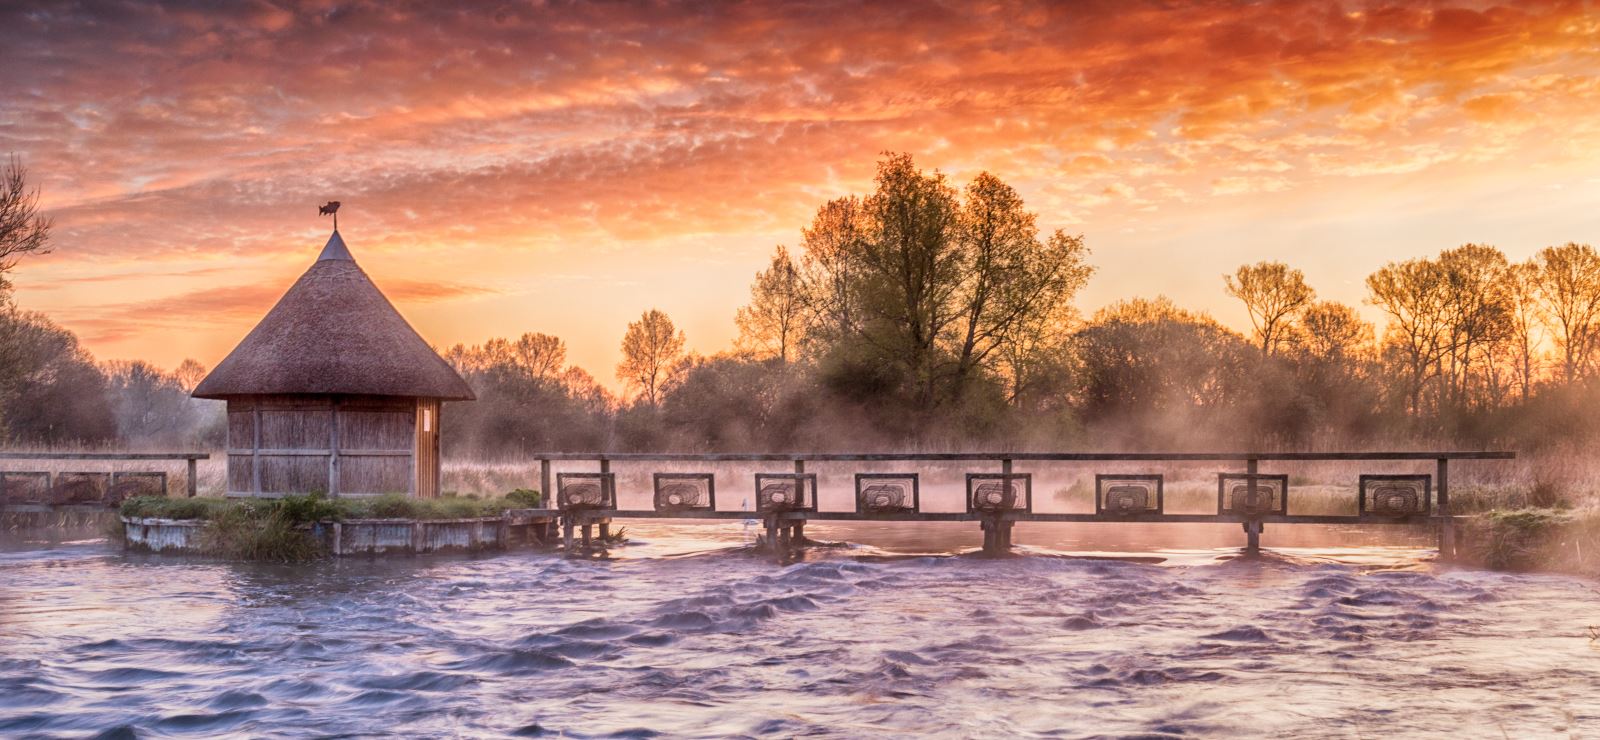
[[3, 0, 1599, 379]]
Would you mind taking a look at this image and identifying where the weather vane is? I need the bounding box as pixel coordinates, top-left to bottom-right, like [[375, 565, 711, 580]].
[[319, 200, 342, 230]]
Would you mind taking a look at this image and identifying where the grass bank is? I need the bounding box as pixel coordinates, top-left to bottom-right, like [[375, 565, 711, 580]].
[[1456, 508, 1600, 576], [118, 490, 543, 561]]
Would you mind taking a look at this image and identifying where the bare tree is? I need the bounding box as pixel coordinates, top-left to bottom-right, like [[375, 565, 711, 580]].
[[1367, 258, 1452, 416], [174, 359, 208, 394], [1533, 242, 1600, 384], [0, 155, 53, 298], [1502, 260, 1544, 401], [512, 332, 567, 382], [617, 309, 686, 407], [1224, 262, 1314, 356], [735, 245, 805, 362], [1436, 244, 1512, 411], [797, 196, 868, 350], [1297, 301, 1373, 364]]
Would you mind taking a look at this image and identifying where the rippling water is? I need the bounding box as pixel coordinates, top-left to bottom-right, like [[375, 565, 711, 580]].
[[2, 522, 1598, 738]]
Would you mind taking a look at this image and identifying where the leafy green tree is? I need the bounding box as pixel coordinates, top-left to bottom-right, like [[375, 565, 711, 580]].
[[951, 173, 1093, 396]]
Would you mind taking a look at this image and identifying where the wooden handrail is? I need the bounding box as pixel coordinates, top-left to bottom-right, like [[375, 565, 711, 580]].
[[0, 452, 209, 460], [529, 451, 1515, 462]]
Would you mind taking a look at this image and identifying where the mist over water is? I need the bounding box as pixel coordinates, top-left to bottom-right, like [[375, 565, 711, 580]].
[[4, 522, 1598, 738]]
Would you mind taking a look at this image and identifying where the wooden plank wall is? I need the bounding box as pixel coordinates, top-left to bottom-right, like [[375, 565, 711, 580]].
[[225, 395, 419, 498]]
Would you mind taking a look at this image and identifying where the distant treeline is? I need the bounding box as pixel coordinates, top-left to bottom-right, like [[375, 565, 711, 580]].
[[439, 154, 1600, 455], [3, 153, 1600, 454]]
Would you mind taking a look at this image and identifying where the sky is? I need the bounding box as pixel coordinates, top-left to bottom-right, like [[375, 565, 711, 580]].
[[3, 0, 1600, 391]]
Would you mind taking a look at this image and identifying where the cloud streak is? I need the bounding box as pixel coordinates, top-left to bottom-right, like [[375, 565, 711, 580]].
[[3, 0, 1599, 379]]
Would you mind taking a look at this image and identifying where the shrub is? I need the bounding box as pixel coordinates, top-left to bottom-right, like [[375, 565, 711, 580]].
[[198, 505, 323, 562], [506, 488, 542, 508]]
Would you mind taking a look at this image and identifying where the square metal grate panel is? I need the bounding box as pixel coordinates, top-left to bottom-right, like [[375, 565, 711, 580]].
[[1216, 473, 1289, 516], [557, 472, 617, 511], [967, 473, 1032, 514], [1359, 474, 1431, 517], [1095, 474, 1164, 515], [854, 473, 919, 514], [653, 473, 716, 512]]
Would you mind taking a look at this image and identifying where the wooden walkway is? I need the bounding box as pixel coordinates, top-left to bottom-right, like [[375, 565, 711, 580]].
[[532, 451, 1516, 558]]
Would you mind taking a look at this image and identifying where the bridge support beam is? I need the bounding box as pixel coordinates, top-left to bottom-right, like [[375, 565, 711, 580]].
[[1244, 520, 1262, 556], [981, 517, 1013, 556]]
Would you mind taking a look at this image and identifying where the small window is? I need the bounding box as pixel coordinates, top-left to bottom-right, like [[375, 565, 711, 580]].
[[422, 408, 433, 432]]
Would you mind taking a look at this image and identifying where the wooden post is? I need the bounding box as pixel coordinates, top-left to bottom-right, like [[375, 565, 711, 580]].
[[1437, 458, 1454, 561], [332, 521, 342, 557], [328, 401, 340, 498], [1244, 457, 1260, 556], [562, 518, 574, 554], [765, 516, 779, 555], [186, 457, 198, 498], [540, 459, 552, 509], [998, 458, 1016, 554], [581, 523, 593, 552], [793, 459, 806, 546]]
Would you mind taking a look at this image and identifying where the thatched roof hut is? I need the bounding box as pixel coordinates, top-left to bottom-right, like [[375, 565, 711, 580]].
[[194, 230, 473, 498]]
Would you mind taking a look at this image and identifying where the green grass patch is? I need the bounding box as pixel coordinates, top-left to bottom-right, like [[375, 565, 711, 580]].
[[120, 491, 540, 524]]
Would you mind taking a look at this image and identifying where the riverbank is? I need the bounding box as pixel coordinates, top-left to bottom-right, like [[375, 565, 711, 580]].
[[1455, 508, 1600, 577]]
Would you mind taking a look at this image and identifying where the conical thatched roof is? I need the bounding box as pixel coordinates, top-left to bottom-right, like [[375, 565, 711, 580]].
[[193, 231, 475, 401]]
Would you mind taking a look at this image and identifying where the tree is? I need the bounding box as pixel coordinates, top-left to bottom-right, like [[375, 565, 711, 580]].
[[736, 245, 805, 362], [1297, 301, 1374, 364], [858, 152, 963, 405], [797, 196, 869, 351], [1532, 242, 1600, 384], [1435, 244, 1512, 411], [1072, 297, 1257, 445], [0, 155, 52, 300], [617, 309, 686, 407], [1224, 261, 1314, 356], [512, 332, 567, 382], [1367, 258, 1452, 416], [789, 154, 1089, 413], [0, 309, 116, 444], [951, 172, 1093, 395], [174, 359, 208, 393], [1502, 260, 1544, 401]]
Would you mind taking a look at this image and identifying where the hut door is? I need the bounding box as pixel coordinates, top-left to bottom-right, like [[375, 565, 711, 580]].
[[415, 399, 441, 499]]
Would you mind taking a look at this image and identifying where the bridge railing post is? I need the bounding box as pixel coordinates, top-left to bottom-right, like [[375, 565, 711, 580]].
[[539, 458, 552, 509], [1437, 457, 1453, 561]]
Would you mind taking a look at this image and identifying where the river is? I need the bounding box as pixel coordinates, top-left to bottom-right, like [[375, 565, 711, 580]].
[[1, 522, 1597, 738]]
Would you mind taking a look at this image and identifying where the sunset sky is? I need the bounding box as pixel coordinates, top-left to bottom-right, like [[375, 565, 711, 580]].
[[4, 0, 1600, 390]]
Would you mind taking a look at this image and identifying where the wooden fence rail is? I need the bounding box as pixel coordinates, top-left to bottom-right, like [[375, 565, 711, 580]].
[[0, 452, 210, 499], [533, 450, 1516, 558]]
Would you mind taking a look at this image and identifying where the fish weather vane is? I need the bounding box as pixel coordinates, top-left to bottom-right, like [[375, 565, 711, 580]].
[[319, 200, 341, 230]]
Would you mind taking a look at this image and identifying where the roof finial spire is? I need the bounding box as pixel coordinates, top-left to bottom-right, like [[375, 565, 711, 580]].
[[319, 200, 342, 232]]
